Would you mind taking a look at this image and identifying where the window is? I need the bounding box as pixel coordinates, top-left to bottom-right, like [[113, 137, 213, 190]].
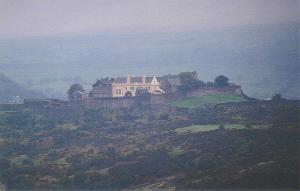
[[116, 89, 122, 95]]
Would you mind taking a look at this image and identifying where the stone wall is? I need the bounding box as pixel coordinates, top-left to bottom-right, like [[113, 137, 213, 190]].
[[72, 95, 170, 111], [90, 85, 113, 98], [81, 97, 137, 109], [0, 103, 24, 112], [186, 85, 242, 97], [21, 85, 243, 111]]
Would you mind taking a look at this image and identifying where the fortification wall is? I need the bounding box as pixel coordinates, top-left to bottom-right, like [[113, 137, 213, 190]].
[[186, 86, 242, 97], [81, 97, 137, 109], [75, 95, 170, 111], [21, 85, 243, 111], [0, 103, 24, 112]]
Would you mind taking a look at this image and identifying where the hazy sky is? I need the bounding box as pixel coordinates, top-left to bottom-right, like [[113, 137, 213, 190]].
[[0, 0, 299, 38]]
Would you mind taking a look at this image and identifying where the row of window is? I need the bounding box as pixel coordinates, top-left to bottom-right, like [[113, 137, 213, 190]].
[[125, 86, 151, 91], [115, 86, 152, 95], [116, 89, 122, 95]]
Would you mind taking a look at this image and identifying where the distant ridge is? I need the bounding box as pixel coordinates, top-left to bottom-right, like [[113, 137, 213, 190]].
[[0, 74, 44, 103]]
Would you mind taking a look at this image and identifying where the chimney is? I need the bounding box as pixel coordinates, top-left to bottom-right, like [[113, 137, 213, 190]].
[[142, 75, 146, 83], [127, 75, 131, 83]]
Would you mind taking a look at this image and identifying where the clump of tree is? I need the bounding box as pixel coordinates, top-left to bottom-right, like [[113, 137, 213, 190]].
[[214, 75, 229, 87], [177, 72, 231, 92], [271, 94, 286, 101], [135, 89, 150, 97], [67, 83, 84, 99], [205, 81, 215, 87], [92, 77, 112, 88], [178, 71, 205, 92], [218, 124, 225, 130], [82, 108, 109, 129]]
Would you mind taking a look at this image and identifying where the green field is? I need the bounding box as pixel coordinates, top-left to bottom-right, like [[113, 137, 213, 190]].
[[171, 93, 245, 108], [175, 124, 270, 134], [168, 146, 185, 156]]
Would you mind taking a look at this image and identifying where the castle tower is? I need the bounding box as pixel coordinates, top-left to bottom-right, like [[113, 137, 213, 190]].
[[127, 75, 131, 84], [142, 75, 146, 84]]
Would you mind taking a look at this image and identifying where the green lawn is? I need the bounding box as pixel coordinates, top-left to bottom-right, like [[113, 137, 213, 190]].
[[171, 93, 245, 108], [168, 146, 185, 156], [175, 124, 270, 134]]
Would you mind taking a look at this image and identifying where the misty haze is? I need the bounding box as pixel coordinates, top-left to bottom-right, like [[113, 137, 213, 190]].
[[0, 0, 299, 190]]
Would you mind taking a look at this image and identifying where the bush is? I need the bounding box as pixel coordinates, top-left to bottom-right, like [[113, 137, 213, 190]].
[[159, 113, 169, 120], [218, 124, 225, 130]]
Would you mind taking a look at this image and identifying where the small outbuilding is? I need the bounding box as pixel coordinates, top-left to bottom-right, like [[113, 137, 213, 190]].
[[71, 90, 88, 101]]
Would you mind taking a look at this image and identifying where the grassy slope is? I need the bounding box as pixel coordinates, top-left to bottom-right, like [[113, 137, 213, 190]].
[[175, 124, 270, 134], [171, 93, 245, 108]]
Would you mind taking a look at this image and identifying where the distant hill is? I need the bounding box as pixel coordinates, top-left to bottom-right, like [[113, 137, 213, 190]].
[[0, 22, 299, 99], [0, 74, 44, 103]]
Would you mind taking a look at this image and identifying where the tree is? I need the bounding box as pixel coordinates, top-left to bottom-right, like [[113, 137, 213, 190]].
[[67, 83, 83, 99], [135, 89, 149, 97], [179, 71, 198, 81], [214, 75, 229, 87], [0, 157, 10, 170], [218, 124, 225, 130], [125, 91, 132, 97], [272, 94, 285, 101], [245, 123, 253, 129], [206, 81, 215, 87], [92, 77, 111, 88], [82, 109, 106, 128], [178, 71, 204, 92]]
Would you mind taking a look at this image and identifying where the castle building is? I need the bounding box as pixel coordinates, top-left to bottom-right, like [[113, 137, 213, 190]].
[[90, 76, 164, 98]]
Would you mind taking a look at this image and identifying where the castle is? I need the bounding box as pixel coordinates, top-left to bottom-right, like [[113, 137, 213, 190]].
[[89, 76, 164, 98], [69, 73, 242, 102]]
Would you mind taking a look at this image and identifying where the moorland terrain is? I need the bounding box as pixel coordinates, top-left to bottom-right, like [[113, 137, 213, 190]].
[[0, 96, 299, 190]]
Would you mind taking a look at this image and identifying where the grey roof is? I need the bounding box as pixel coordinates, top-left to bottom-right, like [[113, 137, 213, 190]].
[[131, 77, 142, 83], [72, 90, 86, 95], [114, 77, 127, 83], [167, 78, 181, 86], [93, 78, 114, 87], [145, 77, 154, 83], [162, 74, 180, 79], [101, 78, 113, 84]]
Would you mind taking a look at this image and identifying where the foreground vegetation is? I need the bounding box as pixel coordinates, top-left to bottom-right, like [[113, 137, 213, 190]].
[[0, 99, 299, 190]]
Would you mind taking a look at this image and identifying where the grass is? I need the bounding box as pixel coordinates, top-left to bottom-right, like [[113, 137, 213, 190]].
[[171, 93, 245, 108], [168, 146, 184, 156], [175, 124, 270, 134], [58, 123, 78, 130]]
